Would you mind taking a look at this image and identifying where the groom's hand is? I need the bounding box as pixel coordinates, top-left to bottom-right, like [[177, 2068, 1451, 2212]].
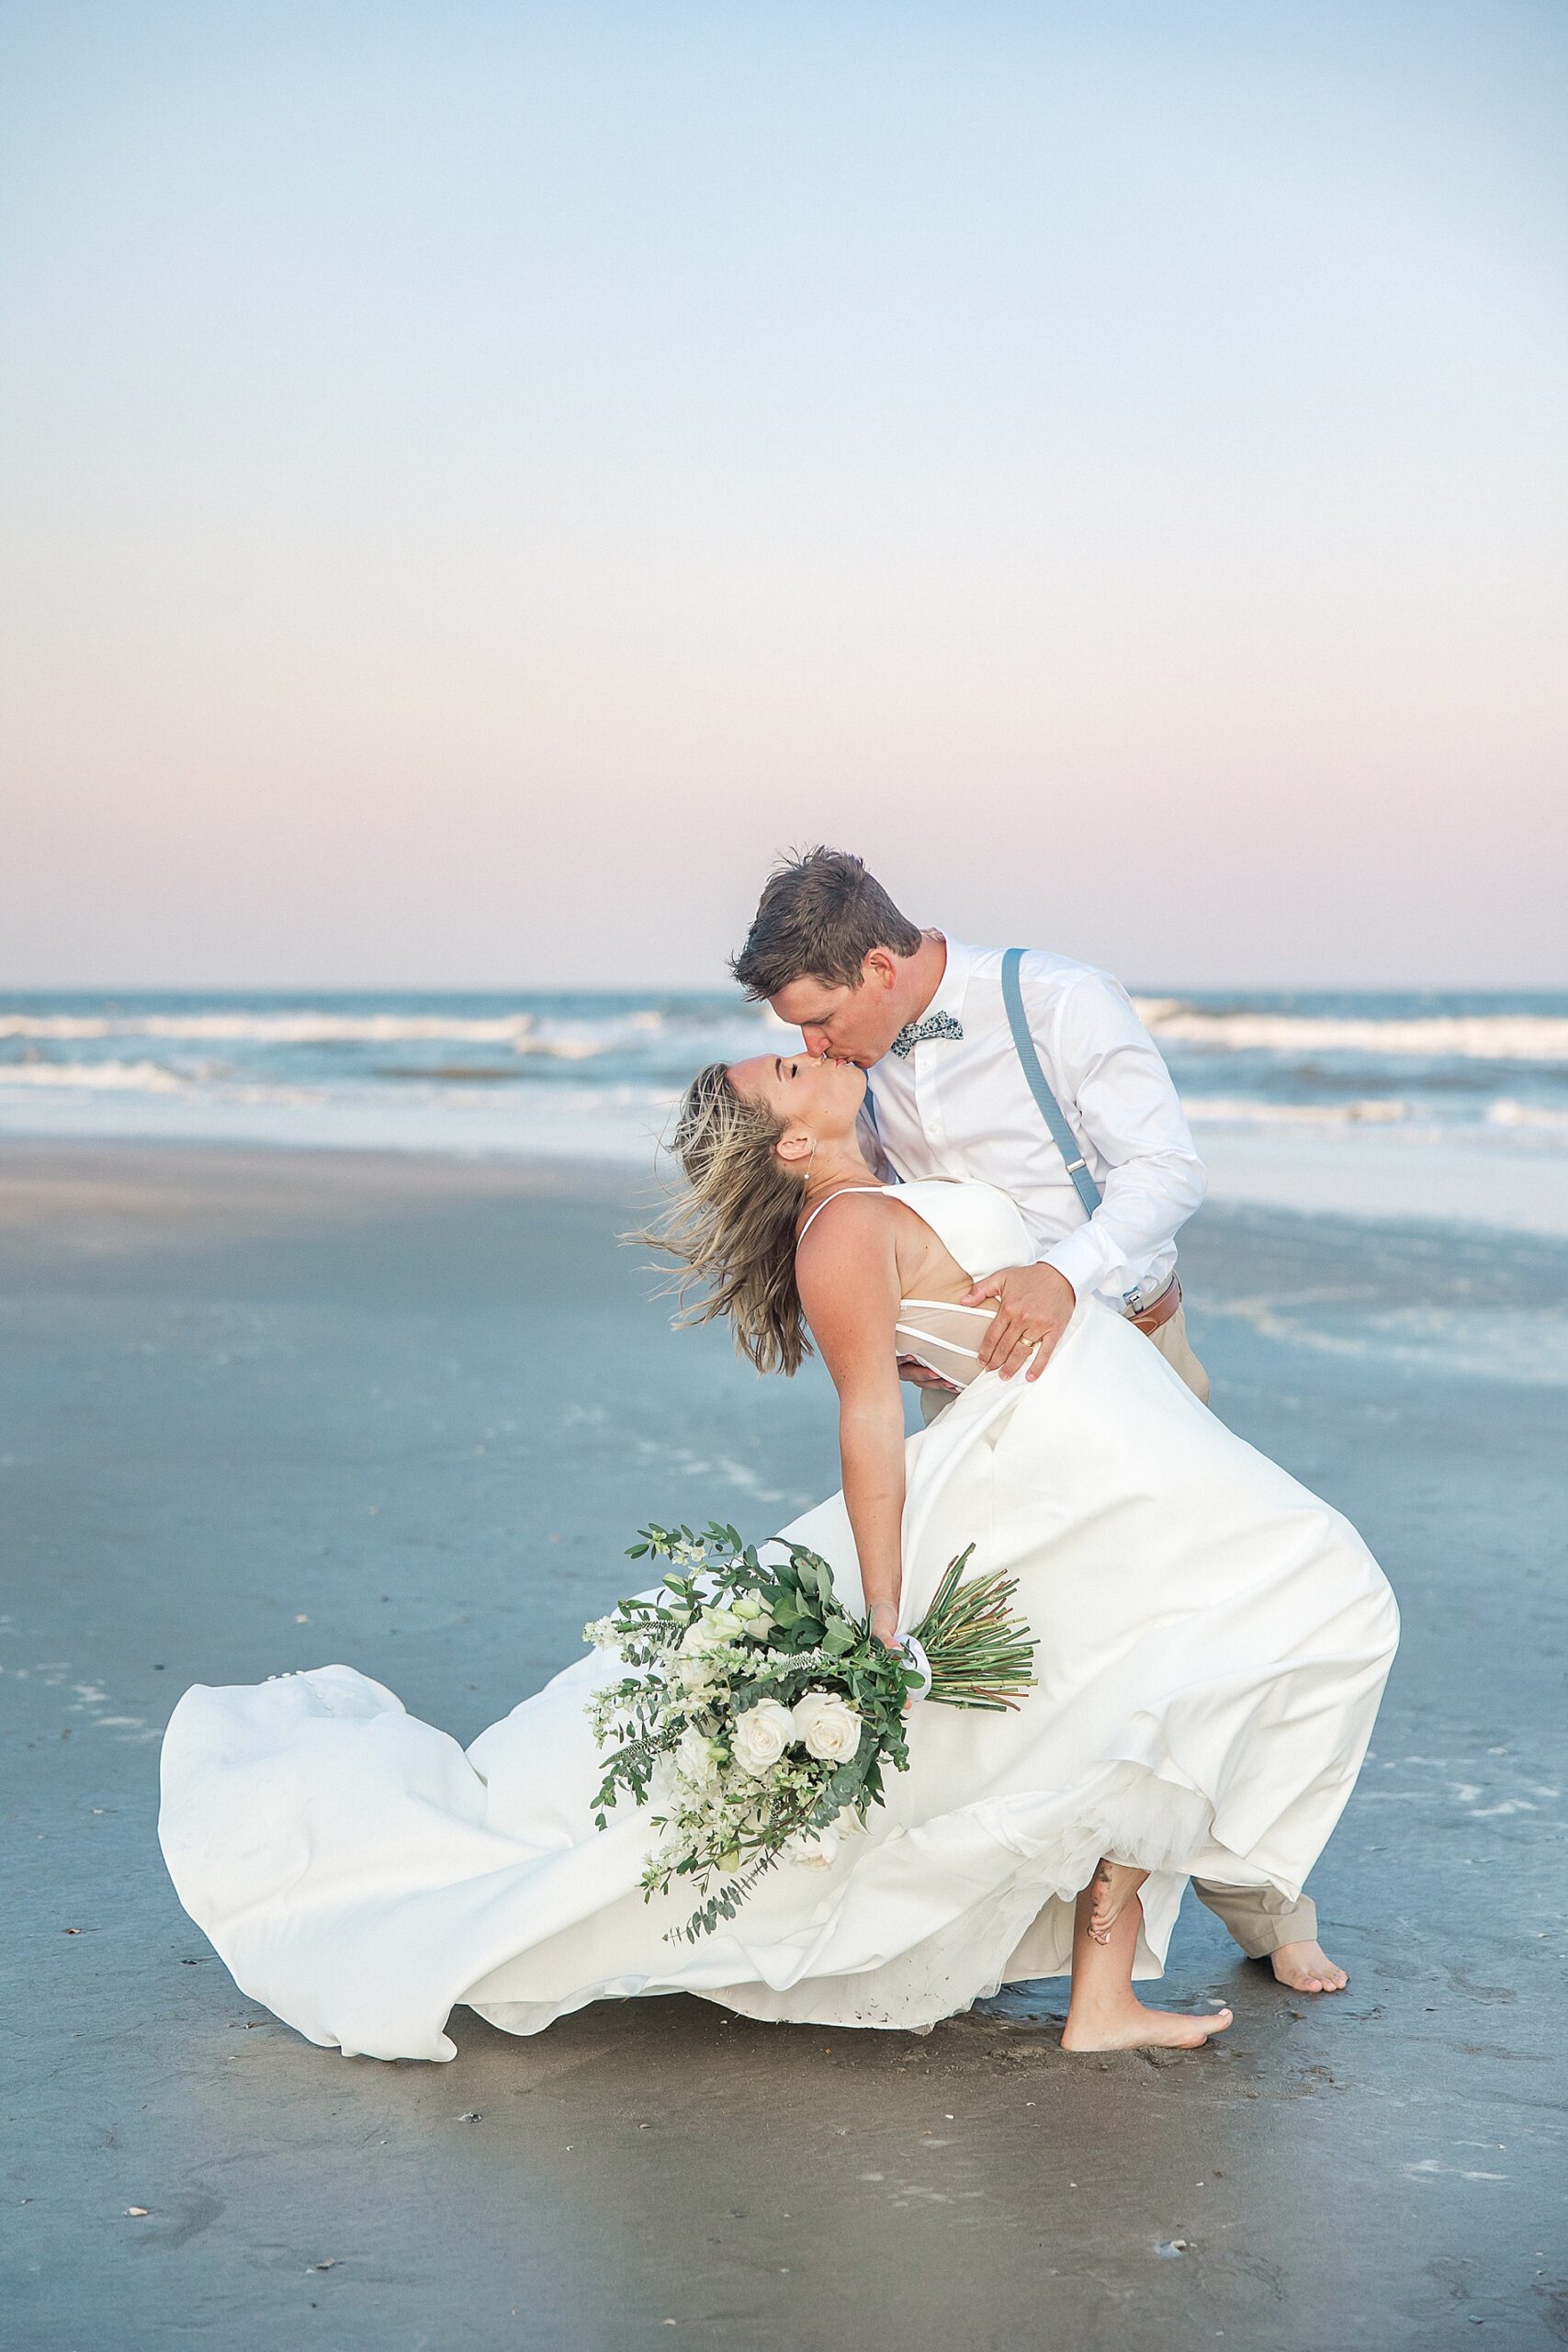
[[962, 1263, 1077, 1381]]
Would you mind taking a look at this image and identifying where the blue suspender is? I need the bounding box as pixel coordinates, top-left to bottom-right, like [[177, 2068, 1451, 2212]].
[[1000, 946, 1102, 1221]]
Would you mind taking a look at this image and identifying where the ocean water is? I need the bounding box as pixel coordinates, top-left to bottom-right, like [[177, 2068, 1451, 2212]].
[[3, 987, 1566, 1233]]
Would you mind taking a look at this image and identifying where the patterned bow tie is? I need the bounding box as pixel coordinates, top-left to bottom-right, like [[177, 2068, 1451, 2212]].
[[889, 1011, 964, 1058]]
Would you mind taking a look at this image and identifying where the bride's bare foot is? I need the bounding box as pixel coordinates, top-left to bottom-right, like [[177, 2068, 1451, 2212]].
[[1269, 1939, 1348, 1994], [1087, 1859, 1148, 1944], [1062, 1999, 1234, 2053], [1065, 1865, 1232, 2053]]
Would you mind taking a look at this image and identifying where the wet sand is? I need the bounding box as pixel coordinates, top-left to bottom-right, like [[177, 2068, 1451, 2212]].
[[3, 1140, 1564, 2349]]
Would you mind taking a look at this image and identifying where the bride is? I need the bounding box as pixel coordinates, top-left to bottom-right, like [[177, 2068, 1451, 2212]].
[[159, 1050, 1399, 2064]]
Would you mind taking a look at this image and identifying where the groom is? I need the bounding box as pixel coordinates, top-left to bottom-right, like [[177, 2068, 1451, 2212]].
[[731, 845, 1349, 1998]]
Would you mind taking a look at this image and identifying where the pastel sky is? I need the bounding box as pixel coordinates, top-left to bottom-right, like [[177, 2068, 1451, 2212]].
[[2, 2, 1564, 989]]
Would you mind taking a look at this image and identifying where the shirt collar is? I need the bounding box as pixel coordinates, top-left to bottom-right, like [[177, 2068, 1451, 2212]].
[[921, 933, 973, 1026]]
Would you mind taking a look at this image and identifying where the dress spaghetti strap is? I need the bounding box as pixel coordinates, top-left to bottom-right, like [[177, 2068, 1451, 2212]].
[[795, 1185, 887, 1247]]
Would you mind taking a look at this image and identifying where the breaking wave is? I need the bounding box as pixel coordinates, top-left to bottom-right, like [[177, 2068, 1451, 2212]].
[[0, 1058, 186, 1092], [0, 1010, 660, 1053], [10, 1001, 1566, 1065], [1134, 1005, 1568, 1064]]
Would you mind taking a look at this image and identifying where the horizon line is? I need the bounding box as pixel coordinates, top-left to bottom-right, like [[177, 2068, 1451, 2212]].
[[3, 978, 1564, 999]]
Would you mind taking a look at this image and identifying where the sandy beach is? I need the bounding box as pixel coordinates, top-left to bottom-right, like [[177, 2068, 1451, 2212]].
[[4, 1139, 1564, 2349]]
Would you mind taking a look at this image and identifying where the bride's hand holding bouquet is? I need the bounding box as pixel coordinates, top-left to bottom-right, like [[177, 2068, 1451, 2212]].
[[585, 1521, 1035, 1942]]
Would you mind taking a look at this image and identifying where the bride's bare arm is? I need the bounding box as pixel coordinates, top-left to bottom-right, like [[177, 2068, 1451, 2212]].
[[795, 1198, 906, 1645]]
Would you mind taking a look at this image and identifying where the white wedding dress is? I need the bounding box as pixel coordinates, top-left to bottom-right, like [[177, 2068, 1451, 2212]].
[[159, 1179, 1398, 2062]]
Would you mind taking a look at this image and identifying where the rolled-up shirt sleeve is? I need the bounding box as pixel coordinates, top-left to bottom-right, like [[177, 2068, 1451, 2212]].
[[1033, 969, 1207, 1302]]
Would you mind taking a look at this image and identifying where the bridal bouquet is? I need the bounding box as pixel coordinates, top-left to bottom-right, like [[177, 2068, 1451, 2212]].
[[584, 1521, 1035, 1941]]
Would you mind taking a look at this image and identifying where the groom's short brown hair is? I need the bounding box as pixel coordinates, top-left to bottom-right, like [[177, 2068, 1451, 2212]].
[[730, 848, 922, 1000]]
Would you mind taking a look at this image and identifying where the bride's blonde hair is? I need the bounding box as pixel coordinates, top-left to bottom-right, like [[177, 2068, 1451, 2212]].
[[637, 1061, 812, 1375]]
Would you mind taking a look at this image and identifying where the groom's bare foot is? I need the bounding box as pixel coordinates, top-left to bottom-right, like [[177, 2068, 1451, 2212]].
[[1062, 2000, 1233, 2052], [1087, 1860, 1149, 1945], [1269, 1939, 1348, 1994]]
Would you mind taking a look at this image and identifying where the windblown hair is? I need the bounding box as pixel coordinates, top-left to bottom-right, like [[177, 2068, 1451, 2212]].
[[730, 846, 922, 1001], [637, 1062, 812, 1375]]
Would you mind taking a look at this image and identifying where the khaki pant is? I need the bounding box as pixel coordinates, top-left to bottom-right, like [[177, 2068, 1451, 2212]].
[[1144, 1299, 1211, 1407], [919, 1293, 1316, 1959]]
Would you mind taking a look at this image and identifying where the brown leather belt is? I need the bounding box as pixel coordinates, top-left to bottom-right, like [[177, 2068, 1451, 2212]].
[[1128, 1274, 1183, 1336]]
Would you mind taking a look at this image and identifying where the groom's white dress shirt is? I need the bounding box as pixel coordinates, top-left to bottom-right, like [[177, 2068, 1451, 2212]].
[[863, 937, 1206, 1313]]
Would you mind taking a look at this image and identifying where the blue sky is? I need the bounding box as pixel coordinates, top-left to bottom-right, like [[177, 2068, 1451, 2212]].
[[2, 2, 1564, 986]]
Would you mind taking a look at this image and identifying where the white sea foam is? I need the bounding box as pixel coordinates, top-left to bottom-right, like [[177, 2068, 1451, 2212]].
[[145, 1012, 546, 1045], [1486, 1098, 1568, 1136], [8, 1001, 1564, 1063], [1185, 1096, 1412, 1126], [0, 1008, 685, 1056], [1134, 1006, 1568, 1063], [0, 1015, 117, 1040], [0, 1059, 185, 1092], [1190, 1093, 1568, 1146], [0, 1012, 545, 1045]]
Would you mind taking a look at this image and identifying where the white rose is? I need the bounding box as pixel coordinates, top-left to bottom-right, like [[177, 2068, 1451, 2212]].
[[672, 1652, 717, 1698], [791, 1689, 863, 1764], [782, 1825, 840, 1870], [674, 1725, 721, 1788], [681, 1606, 741, 1657], [731, 1697, 796, 1777]]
